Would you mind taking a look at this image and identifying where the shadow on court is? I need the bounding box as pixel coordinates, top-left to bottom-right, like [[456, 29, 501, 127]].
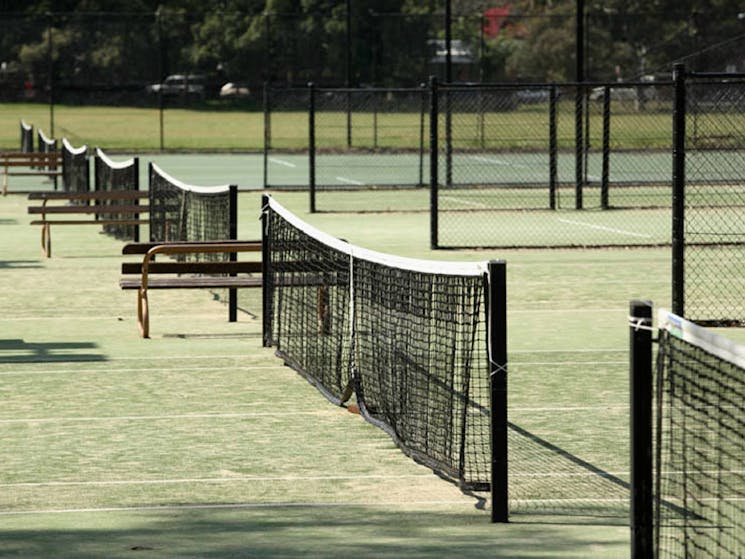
[[0, 339, 105, 364], [0, 506, 629, 558]]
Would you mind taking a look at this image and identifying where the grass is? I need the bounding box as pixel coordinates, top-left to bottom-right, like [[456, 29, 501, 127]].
[[0, 184, 682, 557], [0, 100, 696, 152]]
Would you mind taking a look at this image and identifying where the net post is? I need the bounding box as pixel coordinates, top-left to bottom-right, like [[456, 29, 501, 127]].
[[429, 75, 439, 249], [261, 193, 271, 347], [601, 85, 610, 210], [672, 63, 686, 317], [308, 82, 317, 213], [147, 161, 155, 242], [228, 185, 238, 323], [629, 299, 654, 558], [133, 157, 140, 243], [488, 260, 508, 523]]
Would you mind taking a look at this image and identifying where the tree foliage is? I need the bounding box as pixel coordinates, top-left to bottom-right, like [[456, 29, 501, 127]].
[[2, 0, 745, 91]]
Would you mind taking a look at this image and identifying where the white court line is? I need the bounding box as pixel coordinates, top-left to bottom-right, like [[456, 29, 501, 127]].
[[510, 405, 627, 412], [0, 411, 336, 425], [0, 365, 287, 376], [0, 473, 433, 489], [511, 348, 626, 354], [468, 155, 530, 169], [0, 500, 476, 517], [335, 176, 365, 186], [510, 361, 627, 366], [268, 157, 296, 168], [510, 308, 625, 314], [558, 218, 652, 238], [440, 195, 488, 208]]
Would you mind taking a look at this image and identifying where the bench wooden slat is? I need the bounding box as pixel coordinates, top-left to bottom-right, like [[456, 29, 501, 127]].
[[31, 219, 149, 226], [4, 170, 62, 175], [120, 276, 262, 290], [28, 204, 150, 215], [28, 191, 147, 201], [122, 240, 261, 254], [3, 151, 63, 196], [1, 155, 62, 165], [121, 261, 262, 275]]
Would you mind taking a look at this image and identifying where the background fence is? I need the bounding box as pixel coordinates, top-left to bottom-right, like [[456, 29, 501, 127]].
[[429, 79, 675, 248], [671, 66, 745, 327]]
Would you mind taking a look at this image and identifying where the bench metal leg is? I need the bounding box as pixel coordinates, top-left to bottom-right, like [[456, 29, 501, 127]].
[[41, 223, 51, 258], [137, 287, 150, 338]]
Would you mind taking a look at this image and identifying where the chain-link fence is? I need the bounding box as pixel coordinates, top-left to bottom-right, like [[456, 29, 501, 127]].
[[431, 80, 675, 248], [311, 86, 429, 212], [672, 66, 745, 326]]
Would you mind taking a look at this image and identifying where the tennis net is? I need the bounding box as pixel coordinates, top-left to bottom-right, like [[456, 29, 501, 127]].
[[61, 138, 89, 196], [148, 162, 237, 252], [643, 310, 745, 557], [94, 147, 138, 240], [20, 120, 33, 153], [262, 195, 507, 517]]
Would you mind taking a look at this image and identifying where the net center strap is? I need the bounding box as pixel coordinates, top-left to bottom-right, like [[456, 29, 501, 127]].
[[628, 316, 654, 332]]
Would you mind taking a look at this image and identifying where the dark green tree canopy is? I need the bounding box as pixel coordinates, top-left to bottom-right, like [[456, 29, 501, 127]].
[[2, 0, 744, 89]]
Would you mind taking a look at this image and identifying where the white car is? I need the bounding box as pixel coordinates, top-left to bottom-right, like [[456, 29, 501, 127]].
[[146, 74, 206, 97], [219, 82, 250, 98]]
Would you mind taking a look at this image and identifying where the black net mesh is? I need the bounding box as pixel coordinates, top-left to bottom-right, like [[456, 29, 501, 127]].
[[264, 197, 494, 489], [148, 163, 234, 261], [654, 318, 745, 557], [20, 120, 33, 152], [61, 138, 89, 198], [94, 148, 138, 240]]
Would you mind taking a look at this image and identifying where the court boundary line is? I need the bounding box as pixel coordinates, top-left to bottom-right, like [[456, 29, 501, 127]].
[[0, 473, 435, 489], [0, 499, 480, 517]]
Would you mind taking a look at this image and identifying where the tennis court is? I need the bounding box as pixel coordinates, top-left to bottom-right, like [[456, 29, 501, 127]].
[[0, 180, 664, 557], [4, 155, 745, 556]]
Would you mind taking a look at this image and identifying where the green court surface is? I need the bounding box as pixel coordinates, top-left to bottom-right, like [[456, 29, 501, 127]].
[[0, 179, 703, 558]]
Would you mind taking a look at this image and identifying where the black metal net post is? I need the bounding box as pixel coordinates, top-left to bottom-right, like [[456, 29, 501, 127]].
[[629, 300, 654, 559], [489, 260, 508, 523]]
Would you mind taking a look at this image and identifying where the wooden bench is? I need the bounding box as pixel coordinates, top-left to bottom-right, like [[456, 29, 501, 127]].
[[28, 190, 149, 257], [2, 151, 63, 195], [119, 240, 263, 338]]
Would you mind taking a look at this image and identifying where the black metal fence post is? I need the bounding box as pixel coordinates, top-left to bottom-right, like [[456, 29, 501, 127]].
[[263, 82, 270, 190], [309, 82, 317, 213], [549, 85, 557, 210], [575, 84, 584, 210], [672, 63, 687, 317], [429, 76, 439, 249], [601, 85, 611, 209], [629, 299, 654, 558]]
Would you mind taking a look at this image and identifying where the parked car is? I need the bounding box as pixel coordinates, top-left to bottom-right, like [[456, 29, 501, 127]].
[[146, 74, 206, 97], [219, 82, 250, 98], [589, 86, 638, 102]]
